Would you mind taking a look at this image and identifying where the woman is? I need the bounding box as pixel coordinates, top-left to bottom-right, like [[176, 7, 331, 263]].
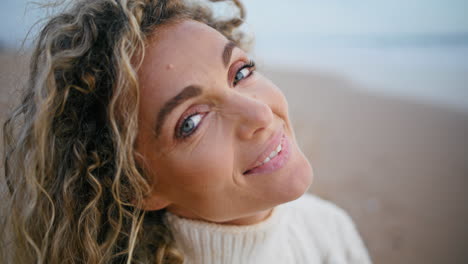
[[1, 0, 371, 263]]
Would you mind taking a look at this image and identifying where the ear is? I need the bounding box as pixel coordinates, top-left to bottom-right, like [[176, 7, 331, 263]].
[[141, 192, 171, 211]]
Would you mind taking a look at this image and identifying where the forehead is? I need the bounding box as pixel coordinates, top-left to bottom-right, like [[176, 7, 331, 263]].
[[138, 20, 228, 100]]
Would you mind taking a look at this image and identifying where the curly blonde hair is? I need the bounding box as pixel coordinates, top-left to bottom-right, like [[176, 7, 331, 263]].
[[1, 0, 247, 263]]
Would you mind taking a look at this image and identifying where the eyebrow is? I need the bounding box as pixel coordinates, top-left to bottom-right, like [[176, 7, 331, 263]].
[[154, 85, 202, 137], [153, 41, 236, 138], [223, 41, 237, 68]]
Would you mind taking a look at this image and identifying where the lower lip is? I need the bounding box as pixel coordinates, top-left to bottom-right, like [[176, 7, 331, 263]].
[[245, 134, 291, 175]]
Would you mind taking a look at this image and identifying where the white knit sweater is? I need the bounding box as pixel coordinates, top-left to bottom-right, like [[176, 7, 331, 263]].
[[165, 193, 372, 264]]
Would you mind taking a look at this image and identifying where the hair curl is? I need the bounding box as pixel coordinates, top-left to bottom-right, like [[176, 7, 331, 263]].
[[1, 0, 247, 263]]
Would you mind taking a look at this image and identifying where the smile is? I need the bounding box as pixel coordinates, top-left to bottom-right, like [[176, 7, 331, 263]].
[[243, 132, 290, 175], [261, 141, 282, 165]]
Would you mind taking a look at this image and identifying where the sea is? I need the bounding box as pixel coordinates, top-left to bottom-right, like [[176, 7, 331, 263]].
[[253, 34, 468, 113]]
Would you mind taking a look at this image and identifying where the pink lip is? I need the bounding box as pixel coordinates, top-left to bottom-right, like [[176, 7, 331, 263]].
[[243, 131, 291, 175]]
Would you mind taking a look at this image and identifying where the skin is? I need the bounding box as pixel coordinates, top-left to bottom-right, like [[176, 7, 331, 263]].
[[135, 20, 313, 225]]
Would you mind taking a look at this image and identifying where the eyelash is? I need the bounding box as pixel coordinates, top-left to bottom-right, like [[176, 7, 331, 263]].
[[233, 60, 255, 86], [175, 60, 256, 140], [175, 111, 205, 140]]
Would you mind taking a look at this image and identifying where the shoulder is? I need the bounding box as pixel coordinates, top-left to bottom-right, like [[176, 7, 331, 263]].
[[280, 193, 372, 263]]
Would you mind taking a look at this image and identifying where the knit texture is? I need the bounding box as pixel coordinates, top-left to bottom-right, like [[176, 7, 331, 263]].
[[165, 193, 372, 264]]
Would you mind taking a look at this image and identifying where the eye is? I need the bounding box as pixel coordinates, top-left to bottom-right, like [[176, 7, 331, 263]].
[[176, 113, 203, 139], [233, 60, 255, 86]]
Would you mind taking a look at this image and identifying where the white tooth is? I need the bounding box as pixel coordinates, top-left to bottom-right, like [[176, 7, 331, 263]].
[[269, 150, 278, 159], [276, 143, 282, 153], [263, 157, 270, 164]]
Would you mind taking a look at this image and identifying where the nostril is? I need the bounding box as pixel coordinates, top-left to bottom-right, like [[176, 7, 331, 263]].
[[253, 127, 266, 135], [244, 103, 273, 138], [235, 95, 274, 140]]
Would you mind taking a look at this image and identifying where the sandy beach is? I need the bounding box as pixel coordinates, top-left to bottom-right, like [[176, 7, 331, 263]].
[[1, 51, 467, 263], [262, 65, 468, 264]]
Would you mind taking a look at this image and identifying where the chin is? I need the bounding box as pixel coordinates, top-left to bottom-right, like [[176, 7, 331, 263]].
[[283, 126, 313, 201], [287, 151, 313, 200], [268, 147, 313, 207]]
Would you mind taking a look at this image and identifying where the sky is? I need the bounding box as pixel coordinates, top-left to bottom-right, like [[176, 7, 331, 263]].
[[243, 0, 468, 36], [1, 0, 468, 47]]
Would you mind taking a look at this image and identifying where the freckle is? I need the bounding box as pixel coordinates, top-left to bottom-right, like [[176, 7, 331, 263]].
[[166, 64, 174, 70]]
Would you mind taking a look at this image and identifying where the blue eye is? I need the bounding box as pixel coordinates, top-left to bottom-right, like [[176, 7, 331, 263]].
[[233, 60, 255, 85], [177, 113, 203, 138]]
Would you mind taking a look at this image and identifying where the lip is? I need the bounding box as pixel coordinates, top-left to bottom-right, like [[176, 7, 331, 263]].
[[243, 129, 290, 175]]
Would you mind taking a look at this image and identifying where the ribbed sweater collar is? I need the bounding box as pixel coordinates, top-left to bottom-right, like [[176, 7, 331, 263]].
[[164, 205, 287, 264]]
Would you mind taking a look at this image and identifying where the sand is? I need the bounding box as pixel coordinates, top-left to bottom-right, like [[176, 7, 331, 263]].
[[261, 66, 468, 264], [1, 52, 468, 263]]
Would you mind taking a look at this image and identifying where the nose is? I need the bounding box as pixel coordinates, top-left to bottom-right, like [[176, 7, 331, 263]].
[[231, 93, 274, 140]]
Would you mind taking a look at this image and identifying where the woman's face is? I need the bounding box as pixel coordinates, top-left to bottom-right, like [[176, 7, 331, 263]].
[[135, 20, 312, 225]]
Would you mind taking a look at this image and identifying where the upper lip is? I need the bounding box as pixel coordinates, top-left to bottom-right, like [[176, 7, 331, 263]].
[[243, 128, 284, 173]]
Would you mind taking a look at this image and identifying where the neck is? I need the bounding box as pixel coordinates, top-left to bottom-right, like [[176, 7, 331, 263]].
[[219, 209, 274, 225], [166, 206, 274, 226]]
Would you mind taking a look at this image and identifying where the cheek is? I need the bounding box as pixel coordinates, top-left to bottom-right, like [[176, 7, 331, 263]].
[[256, 77, 289, 118], [154, 132, 235, 192]]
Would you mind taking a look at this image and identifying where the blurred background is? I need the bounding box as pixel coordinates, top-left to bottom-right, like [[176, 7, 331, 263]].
[[1, 0, 468, 263]]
